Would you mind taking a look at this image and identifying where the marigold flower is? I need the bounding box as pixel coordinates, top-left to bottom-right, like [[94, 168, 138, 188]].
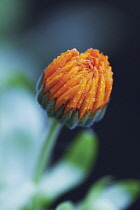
[[37, 48, 113, 129]]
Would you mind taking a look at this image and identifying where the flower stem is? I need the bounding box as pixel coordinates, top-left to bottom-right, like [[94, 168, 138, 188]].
[[33, 118, 62, 183]]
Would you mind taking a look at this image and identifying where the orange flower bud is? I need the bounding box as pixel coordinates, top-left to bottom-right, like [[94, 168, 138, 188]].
[[37, 48, 113, 129]]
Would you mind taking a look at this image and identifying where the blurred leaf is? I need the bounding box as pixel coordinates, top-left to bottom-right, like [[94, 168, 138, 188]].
[[80, 177, 140, 210], [0, 180, 51, 210], [0, 43, 40, 93], [0, 88, 47, 186], [0, 101, 99, 210], [64, 130, 98, 171], [6, 71, 34, 92], [82, 176, 112, 206], [38, 130, 98, 203], [0, 182, 36, 210], [99, 180, 140, 210], [56, 201, 75, 210], [0, 70, 34, 93], [0, 87, 49, 209]]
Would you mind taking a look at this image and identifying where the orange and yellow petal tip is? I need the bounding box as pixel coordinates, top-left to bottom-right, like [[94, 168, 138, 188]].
[[36, 48, 113, 129]]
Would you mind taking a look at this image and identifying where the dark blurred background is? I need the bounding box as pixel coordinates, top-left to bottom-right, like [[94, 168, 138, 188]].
[[0, 0, 140, 209]]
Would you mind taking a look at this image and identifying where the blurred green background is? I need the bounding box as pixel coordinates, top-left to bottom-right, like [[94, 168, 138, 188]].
[[0, 0, 140, 209]]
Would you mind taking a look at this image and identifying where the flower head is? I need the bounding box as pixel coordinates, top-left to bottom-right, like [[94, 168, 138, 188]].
[[37, 48, 113, 129]]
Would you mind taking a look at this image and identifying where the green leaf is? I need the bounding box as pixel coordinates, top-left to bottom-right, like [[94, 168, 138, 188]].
[[56, 201, 75, 210], [38, 130, 98, 203], [64, 130, 98, 171], [0, 180, 52, 210], [0, 86, 51, 209], [80, 176, 112, 210], [83, 176, 112, 203], [0, 182, 36, 210], [80, 177, 140, 210], [0, 89, 47, 185], [0, 71, 34, 93], [101, 180, 140, 210]]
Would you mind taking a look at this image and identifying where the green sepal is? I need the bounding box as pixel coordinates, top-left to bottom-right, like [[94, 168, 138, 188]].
[[54, 105, 64, 119], [36, 84, 49, 110], [96, 105, 107, 122], [78, 111, 90, 126], [36, 84, 44, 105], [36, 72, 43, 91], [66, 110, 79, 129], [41, 92, 49, 109], [46, 99, 56, 117], [60, 109, 73, 123], [84, 110, 99, 127]]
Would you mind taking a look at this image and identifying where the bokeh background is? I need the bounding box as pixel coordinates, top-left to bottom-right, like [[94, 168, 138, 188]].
[[0, 0, 140, 209]]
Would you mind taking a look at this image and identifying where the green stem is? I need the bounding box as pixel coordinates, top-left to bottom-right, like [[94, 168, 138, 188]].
[[33, 118, 62, 183]]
